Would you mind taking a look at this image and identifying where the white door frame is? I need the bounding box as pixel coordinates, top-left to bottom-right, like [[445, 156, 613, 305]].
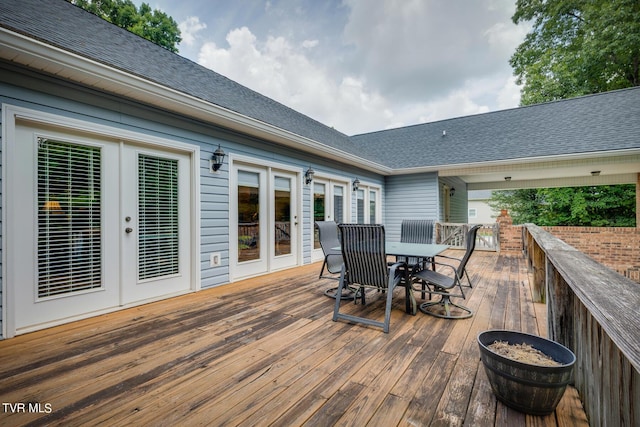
[[354, 182, 382, 224], [229, 154, 303, 281], [2, 104, 201, 337], [310, 174, 351, 262]]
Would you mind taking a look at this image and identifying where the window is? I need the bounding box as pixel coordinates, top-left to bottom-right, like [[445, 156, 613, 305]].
[[37, 138, 102, 297], [238, 171, 261, 262], [468, 208, 478, 219], [354, 184, 381, 224], [138, 154, 180, 280]]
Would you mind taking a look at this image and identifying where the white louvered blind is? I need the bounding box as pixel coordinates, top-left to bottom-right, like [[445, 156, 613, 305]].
[[37, 139, 102, 298], [138, 154, 179, 280]]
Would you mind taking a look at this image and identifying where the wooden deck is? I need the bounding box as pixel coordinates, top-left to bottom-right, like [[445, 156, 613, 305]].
[[0, 251, 589, 426]]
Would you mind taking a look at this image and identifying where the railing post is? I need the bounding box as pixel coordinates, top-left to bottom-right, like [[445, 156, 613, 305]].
[[532, 241, 546, 303], [546, 258, 573, 353]]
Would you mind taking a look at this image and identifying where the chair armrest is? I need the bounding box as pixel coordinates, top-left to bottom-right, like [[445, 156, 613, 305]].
[[388, 261, 407, 276], [426, 260, 458, 275]]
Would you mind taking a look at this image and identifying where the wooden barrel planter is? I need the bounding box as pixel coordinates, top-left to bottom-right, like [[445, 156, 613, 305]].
[[477, 330, 576, 415]]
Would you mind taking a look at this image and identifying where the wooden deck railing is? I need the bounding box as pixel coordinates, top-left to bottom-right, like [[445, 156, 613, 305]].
[[436, 222, 498, 251], [522, 224, 640, 427]]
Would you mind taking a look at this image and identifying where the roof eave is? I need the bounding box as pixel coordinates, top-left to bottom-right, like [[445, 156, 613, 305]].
[[389, 148, 640, 175]]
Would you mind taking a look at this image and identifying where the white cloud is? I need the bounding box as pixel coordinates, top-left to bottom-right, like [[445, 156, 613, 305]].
[[302, 39, 319, 49], [189, 0, 527, 134], [197, 26, 393, 134], [178, 16, 207, 47]]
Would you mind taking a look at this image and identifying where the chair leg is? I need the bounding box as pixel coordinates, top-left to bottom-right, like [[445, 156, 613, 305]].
[[383, 283, 396, 333], [464, 269, 473, 288], [332, 270, 347, 322], [419, 295, 472, 319], [404, 284, 417, 315], [324, 286, 357, 300]]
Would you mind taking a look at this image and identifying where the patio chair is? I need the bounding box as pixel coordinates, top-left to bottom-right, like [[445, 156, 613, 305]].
[[315, 221, 353, 300], [410, 225, 481, 319], [333, 224, 415, 333], [399, 219, 435, 298], [437, 224, 478, 288]]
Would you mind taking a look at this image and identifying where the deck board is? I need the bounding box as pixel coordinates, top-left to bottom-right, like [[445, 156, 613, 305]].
[[0, 251, 588, 426]]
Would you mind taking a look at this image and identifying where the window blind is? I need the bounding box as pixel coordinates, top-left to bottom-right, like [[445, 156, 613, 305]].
[[138, 154, 179, 280], [37, 139, 102, 298]]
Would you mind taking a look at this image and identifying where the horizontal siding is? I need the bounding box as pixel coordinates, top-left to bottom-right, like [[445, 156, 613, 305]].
[[385, 173, 438, 241], [439, 176, 468, 223], [0, 68, 386, 335]]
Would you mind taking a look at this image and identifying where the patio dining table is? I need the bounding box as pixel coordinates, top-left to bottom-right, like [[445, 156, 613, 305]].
[[332, 242, 449, 259], [333, 241, 450, 315], [384, 242, 449, 260]]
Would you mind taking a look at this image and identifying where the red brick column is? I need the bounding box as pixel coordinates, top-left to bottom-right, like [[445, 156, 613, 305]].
[[497, 210, 523, 254]]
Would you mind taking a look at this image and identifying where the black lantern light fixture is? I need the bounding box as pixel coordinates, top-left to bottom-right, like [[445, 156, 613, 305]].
[[449, 187, 456, 197], [352, 177, 360, 191], [305, 167, 315, 185], [210, 144, 226, 172]]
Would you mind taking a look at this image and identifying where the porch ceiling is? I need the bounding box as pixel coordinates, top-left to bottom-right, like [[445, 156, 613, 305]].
[[442, 152, 640, 190]]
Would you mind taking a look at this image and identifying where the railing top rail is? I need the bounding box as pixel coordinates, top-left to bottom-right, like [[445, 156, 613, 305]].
[[523, 224, 640, 373]]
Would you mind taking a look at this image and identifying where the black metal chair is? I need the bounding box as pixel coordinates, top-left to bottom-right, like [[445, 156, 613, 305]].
[[316, 221, 353, 300], [315, 221, 342, 279], [333, 224, 415, 333], [399, 219, 435, 298], [436, 224, 478, 288], [410, 225, 481, 319]]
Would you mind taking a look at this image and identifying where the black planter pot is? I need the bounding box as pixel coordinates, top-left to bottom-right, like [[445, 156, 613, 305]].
[[477, 330, 576, 416]]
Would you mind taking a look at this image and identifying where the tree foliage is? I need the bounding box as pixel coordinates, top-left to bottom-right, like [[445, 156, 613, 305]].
[[503, 1, 638, 227], [69, 0, 181, 52], [510, 0, 640, 105], [489, 185, 636, 227]]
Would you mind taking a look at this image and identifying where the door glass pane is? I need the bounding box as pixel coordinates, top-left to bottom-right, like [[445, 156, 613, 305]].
[[356, 189, 365, 224], [369, 190, 377, 224], [238, 171, 260, 262], [274, 176, 291, 256], [138, 154, 179, 280], [313, 183, 326, 249], [333, 185, 344, 224], [37, 138, 102, 297]]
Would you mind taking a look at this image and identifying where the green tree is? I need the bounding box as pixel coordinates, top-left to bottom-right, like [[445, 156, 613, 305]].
[[69, 0, 181, 52], [490, 185, 636, 226], [510, 0, 640, 105], [503, 1, 638, 226]]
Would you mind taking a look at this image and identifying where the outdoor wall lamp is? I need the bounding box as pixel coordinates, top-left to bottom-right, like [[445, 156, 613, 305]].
[[210, 144, 226, 172], [449, 187, 456, 197], [305, 167, 315, 184], [352, 178, 360, 191]]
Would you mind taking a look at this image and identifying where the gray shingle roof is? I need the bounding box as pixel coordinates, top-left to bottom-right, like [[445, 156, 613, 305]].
[[351, 87, 640, 169], [2, 0, 639, 171]]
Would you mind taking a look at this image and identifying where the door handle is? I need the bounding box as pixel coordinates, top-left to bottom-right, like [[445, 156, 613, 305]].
[[125, 227, 133, 234]]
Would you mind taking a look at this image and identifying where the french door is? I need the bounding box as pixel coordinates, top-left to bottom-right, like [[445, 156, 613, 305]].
[[7, 119, 193, 335], [355, 186, 381, 224], [231, 162, 300, 280], [120, 145, 192, 304], [312, 178, 348, 261]]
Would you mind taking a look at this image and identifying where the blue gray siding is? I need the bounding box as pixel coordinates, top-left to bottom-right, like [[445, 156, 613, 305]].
[[384, 173, 439, 241], [0, 68, 384, 337], [439, 176, 469, 223]]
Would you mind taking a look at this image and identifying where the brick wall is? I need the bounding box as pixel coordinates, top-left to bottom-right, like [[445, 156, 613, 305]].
[[496, 211, 640, 282], [542, 226, 640, 282]]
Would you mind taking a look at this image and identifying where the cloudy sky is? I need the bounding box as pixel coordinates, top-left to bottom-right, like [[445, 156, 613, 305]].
[[147, 0, 530, 135]]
